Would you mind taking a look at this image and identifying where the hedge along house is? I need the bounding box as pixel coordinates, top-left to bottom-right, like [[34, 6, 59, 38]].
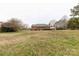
[[31, 24, 50, 30]]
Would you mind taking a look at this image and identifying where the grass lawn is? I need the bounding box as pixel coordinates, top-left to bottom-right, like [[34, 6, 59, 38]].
[[0, 30, 79, 56]]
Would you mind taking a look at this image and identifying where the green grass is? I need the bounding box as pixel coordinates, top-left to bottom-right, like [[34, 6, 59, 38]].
[[0, 30, 79, 56]]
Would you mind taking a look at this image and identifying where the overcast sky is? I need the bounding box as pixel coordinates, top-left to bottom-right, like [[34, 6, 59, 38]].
[[0, 0, 78, 26]]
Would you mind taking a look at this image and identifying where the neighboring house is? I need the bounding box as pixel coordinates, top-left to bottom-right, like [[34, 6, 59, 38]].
[[31, 24, 50, 30]]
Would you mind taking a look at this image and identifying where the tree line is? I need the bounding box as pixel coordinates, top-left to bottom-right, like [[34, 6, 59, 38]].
[[67, 3, 79, 30], [49, 3, 79, 30]]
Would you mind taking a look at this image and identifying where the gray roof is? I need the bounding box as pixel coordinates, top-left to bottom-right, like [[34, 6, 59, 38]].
[[32, 24, 49, 27]]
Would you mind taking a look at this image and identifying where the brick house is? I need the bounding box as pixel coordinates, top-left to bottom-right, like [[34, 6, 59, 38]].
[[31, 24, 50, 30]]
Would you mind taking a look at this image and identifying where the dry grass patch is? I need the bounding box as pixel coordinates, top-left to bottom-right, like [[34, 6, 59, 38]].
[[0, 30, 78, 55]]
